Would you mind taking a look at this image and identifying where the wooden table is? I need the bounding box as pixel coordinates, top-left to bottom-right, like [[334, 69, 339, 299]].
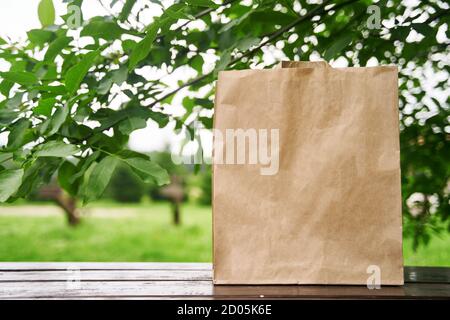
[[0, 263, 449, 299]]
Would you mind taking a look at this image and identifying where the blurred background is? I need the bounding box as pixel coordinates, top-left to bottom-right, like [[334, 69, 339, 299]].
[[0, 0, 449, 266], [0, 151, 214, 262]]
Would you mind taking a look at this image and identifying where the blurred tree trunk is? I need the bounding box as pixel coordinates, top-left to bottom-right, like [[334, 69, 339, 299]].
[[160, 176, 185, 226], [39, 186, 80, 226], [56, 193, 80, 226], [172, 202, 181, 226]]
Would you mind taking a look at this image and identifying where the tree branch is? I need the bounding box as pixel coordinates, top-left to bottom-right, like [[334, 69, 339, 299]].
[[156, 0, 238, 41], [149, 0, 363, 108], [79, 0, 361, 143], [425, 7, 450, 24]]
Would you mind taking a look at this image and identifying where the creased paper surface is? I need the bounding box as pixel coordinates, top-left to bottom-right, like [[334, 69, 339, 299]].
[[213, 61, 403, 285]]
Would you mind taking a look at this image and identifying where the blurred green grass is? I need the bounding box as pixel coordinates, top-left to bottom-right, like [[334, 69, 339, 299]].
[[0, 203, 211, 262], [403, 234, 450, 266], [0, 203, 448, 266]]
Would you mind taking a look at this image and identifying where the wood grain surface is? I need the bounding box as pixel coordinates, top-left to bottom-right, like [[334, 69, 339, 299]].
[[0, 264, 448, 299]]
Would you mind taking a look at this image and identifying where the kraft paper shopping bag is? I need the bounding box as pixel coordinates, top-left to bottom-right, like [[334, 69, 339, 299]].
[[213, 61, 403, 285]]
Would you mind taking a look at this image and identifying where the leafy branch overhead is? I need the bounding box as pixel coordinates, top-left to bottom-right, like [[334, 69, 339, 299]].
[[0, 0, 448, 247]]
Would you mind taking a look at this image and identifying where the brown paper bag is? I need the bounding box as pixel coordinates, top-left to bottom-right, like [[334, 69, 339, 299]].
[[212, 61, 403, 285]]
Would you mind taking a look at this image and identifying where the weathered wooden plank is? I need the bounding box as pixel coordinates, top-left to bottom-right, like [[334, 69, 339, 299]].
[[0, 264, 449, 299], [12, 297, 219, 300], [0, 264, 448, 283], [404, 266, 450, 283], [0, 270, 212, 282], [403, 283, 450, 298], [0, 262, 212, 271], [1, 267, 446, 283], [1, 281, 449, 299], [0, 281, 211, 299]]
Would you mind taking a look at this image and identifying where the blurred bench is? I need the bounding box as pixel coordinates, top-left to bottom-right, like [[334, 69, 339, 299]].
[[0, 263, 449, 299]]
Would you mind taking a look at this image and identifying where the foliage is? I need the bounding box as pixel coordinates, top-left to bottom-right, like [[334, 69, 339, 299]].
[[146, 151, 189, 201], [107, 164, 145, 203], [0, 0, 448, 247], [187, 165, 212, 205], [106, 152, 207, 203]]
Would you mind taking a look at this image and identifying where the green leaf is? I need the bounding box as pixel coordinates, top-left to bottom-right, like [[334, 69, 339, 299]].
[[0, 72, 38, 86], [0, 152, 13, 163], [47, 104, 69, 136], [14, 158, 61, 197], [122, 39, 137, 52], [118, 116, 147, 135], [0, 80, 13, 97], [324, 34, 353, 61], [34, 85, 66, 95], [122, 157, 169, 186], [5, 92, 24, 109], [184, 0, 219, 8], [81, 20, 126, 40], [0, 110, 19, 126], [191, 55, 204, 73], [97, 66, 128, 95], [91, 108, 128, 131], [58, 160, 78, 196], [199, 116, 213, 129], [219, 10, 252, 33], [45, 36, 72, 61], [111, 66, 128, 83], [128, 23, 159, 70], [116, 149, 148, 160], [78, 160, 96, 201], [182, 96, 195, 114], [27, 29, 55, 46], [215, 50, 231, 71], [59, 121, 91, 140], [412, 23, 434, 37], [65, 50, 100, 94], [0, 169, 24, 202], [236, 37, 260, 51], [34, 97, 56, 117], [38, 0, 56, 27], [391, 26, 410, 41], [35, 141, 79, 158], [7, 119, 31, 150], [97, 78, 113, 95], [119, 0, 137, 21], [162, 3, 190, 21], [70, 151, 100, 183], [92, 104, 166, 132], [82, 155, 119, 203]]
